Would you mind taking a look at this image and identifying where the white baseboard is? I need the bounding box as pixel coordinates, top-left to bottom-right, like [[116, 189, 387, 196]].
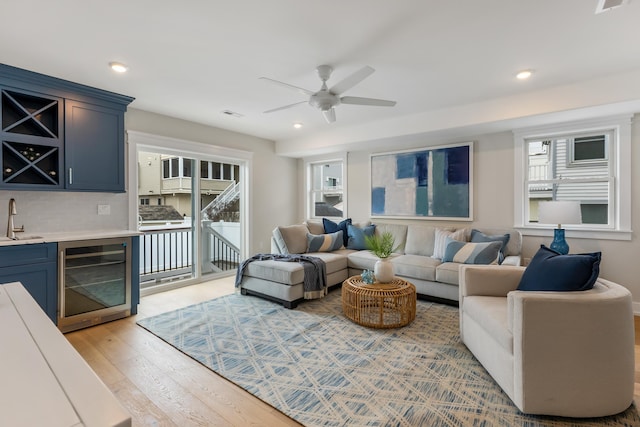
[[633, 301, 640, 316]]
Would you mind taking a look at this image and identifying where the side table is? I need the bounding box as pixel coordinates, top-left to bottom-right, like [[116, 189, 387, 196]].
[[341, 275, 416, 328]]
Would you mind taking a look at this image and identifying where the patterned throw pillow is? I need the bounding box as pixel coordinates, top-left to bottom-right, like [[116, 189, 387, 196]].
[[470, 229, 510, 264], [431, 228, 467, 259], [517, 245, 601, 291], [323, 218, 352, 247], [306, 231, 344, 252], [442, 237, 502, 264]]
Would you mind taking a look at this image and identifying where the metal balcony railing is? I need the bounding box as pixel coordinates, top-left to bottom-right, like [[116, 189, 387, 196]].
[[139, 224, 239, 287]]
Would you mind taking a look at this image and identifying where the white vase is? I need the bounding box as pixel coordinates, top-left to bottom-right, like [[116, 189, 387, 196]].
[[374, 258, 394, 283]]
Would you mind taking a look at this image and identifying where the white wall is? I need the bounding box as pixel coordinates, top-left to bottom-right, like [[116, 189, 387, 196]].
[[308, 118, 640, 306], [125, 108, 299, 255], [0, 108, 299, 258]]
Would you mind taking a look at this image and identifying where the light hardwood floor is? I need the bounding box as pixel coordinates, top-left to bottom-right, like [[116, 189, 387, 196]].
[[66, 277, 640, 427]]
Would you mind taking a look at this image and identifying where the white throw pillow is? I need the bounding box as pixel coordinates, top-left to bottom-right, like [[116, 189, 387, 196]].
[[431, 228, 467, 260]]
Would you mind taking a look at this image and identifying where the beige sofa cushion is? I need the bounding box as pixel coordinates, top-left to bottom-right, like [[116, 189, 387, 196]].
[[303, 219, 325, 235], [404, 225, 437, 257], [272, 224, 309, 254], [374, 223, 408, 253], [436, 262, 461, 285], [304, 251, 348, 275], [244, 259, 305, 285], [347, 250, 379, 271], [391, 254, 439, 281], [463, 296, 512, 353]]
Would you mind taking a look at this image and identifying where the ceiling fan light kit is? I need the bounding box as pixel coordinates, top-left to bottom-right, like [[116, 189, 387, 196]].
[[261, 65, 396, 123]]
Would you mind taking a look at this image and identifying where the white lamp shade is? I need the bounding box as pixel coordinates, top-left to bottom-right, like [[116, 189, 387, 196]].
[[538, 201, 582, 227]]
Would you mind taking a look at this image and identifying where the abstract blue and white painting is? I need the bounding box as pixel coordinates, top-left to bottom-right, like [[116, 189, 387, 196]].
[[370, 142, 472, 220]]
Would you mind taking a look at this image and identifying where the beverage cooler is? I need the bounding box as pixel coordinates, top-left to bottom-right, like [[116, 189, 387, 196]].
[[57, 237, 132, 333]]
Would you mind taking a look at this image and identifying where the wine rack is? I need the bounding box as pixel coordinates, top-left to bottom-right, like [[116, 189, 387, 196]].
[[1, 88, 63, 187], [2, 140, 59, 184]]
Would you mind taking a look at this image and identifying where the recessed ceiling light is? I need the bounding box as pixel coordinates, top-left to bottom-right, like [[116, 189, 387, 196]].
[[109, 62, 128, 73], [516, 70, 533, 80], [293, 123, 303, 129]]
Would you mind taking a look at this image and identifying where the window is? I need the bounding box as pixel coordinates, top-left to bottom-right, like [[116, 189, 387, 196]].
[[162, 159, 170, 179], [183, 157, 192, 177], [223, 163, 232, 180], [200, 161, 237, 181], [162, 157, 179, 178], [514, 115, 632, 240], [139, 198, 149, 205], [200, 160, 209, 179], [305, 154, 347, 219], [525, 133, 611, 225], [570, 134, 607, 165]]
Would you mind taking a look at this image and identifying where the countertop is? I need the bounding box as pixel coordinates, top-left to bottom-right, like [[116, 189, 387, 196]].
[[0, 282, 131, 426], [0, 229, 142, 247]]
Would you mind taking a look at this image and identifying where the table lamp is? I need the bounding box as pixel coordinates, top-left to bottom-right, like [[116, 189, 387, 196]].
[[537, 201, 582, 254]]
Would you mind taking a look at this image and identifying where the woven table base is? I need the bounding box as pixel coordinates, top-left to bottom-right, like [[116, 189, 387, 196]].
[[342, 275, 416, 328]]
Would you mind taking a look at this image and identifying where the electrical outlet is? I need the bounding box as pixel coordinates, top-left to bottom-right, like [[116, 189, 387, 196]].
[[97, 204, 111, 215]]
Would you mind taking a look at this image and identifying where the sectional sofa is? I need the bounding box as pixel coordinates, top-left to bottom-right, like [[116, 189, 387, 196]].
[[237, 219, 522, 308]]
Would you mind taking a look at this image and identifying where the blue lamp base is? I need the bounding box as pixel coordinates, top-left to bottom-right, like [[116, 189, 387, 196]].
[[549, 228, 569, 255]]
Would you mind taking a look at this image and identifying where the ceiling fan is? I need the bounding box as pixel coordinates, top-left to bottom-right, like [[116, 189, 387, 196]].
[[260, 65, 396, 123]]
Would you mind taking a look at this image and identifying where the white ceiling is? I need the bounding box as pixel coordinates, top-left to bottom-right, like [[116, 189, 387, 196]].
[[2, 0, 640, 157]]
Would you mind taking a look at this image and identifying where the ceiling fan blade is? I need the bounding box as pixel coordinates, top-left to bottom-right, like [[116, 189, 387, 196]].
[[263, 101, 307, 114], [322, 108, 336, 123], [259, 77, 314, 96], [329, 66, 375, 95], [340, 96, 396, 107]]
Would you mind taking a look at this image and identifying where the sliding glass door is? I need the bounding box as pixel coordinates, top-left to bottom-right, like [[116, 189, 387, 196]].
[[135, 145, 244, 290], [199, 160, 241, 278]]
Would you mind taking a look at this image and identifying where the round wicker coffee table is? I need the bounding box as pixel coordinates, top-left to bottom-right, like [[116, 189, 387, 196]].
[[341, 275, 416, 328]]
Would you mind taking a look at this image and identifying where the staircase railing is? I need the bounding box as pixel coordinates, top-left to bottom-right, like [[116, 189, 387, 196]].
[[202, 181, 240, 219], [202, 223, 240, 273]]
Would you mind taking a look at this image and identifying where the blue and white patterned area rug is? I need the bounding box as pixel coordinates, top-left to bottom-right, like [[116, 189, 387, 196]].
[[137, 290, 639, 426]]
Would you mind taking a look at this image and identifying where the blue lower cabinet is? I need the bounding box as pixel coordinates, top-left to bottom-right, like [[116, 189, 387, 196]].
[[0, 243, 57, 322]]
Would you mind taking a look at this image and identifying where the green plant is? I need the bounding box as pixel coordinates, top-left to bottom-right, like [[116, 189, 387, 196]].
[[365, 231, 396, 259]]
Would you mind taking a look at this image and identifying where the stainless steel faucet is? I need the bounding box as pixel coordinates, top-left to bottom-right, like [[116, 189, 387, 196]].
[[7, 198, 24, 239]]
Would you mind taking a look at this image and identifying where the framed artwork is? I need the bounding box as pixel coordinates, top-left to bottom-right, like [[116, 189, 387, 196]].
[[370, 142, 473, 220]]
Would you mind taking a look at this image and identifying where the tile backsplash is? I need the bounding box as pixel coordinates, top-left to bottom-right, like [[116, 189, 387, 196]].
[[0, 191, 130, 234]]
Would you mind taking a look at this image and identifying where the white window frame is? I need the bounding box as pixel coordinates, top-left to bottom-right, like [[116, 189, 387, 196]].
[[127, 130, 253, 291], [304, 152, 348, 220], [513, 115, 632, 241]]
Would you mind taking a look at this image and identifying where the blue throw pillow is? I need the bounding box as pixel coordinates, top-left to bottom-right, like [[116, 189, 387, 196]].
[[442, 237, 502, 264], [470, 229, 510, 264], [307, 231, 343, 252], [517, 245, 601, 292], [323, 218, 352, 246], [347, 224, 376, 250]]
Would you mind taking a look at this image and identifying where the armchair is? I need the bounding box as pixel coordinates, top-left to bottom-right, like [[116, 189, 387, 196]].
[[459, 265, 635, 418]]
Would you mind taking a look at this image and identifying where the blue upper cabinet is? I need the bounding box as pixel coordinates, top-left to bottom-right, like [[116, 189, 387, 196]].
[[0, 63, 134, 192], [65, 100, 125, 191]]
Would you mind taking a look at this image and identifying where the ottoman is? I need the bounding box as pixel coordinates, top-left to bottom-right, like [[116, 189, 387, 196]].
[[238, 252, 349, 308]]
